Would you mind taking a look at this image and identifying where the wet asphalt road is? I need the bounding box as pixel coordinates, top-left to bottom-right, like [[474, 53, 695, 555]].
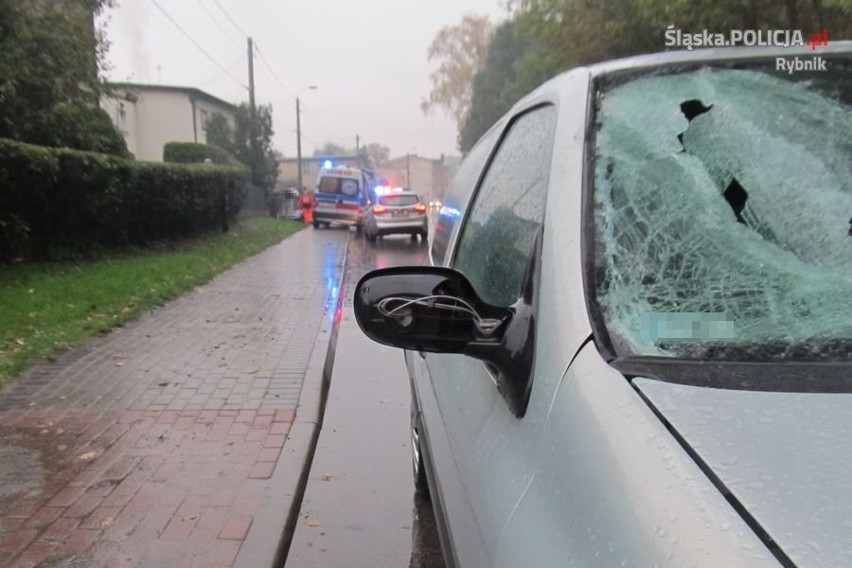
[[287, 225, 445, 567]]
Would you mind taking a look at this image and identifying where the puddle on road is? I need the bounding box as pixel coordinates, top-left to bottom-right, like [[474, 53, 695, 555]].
[[0, 418, 90, 518], [0, 445, 45, 498]]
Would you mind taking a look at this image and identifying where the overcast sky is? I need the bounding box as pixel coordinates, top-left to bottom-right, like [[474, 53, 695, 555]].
[[103, 0, 509, 160]]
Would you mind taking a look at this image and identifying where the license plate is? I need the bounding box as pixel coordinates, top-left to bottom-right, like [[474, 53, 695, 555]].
[[392, 210, 409, 217]]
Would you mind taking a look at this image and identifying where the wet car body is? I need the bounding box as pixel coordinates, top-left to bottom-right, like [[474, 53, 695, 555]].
[[354, 44, 852, 568], [363, 190, 429, 242]]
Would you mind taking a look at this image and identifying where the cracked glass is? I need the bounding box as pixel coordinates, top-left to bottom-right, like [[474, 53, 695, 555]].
[[592, 61, 852, 361]]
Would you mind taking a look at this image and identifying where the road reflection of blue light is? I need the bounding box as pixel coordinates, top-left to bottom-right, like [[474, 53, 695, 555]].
[[323, 247, 342, 322], [439, 205, 461, 218]]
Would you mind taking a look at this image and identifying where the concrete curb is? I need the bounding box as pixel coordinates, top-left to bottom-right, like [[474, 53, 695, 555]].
[[234, 235, 349, 568]]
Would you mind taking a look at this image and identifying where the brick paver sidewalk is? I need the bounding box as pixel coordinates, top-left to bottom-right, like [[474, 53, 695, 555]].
[[0, 227, 349, 568]]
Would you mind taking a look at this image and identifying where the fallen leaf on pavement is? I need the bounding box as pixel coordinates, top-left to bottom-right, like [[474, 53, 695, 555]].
[[100, 516, 114, 528], [77, 451, 98, 461], [321, 473, 333, 481], [305, 518, 320, 527], [157, 381, 169, 387]]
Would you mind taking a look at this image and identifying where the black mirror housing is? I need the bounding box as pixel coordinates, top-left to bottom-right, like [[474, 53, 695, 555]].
[[354, 264, 538, 418], [354, 267, 509, 353]]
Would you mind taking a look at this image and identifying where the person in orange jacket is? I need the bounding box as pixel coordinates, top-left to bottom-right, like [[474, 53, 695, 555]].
[[300, 186, 314, 224]]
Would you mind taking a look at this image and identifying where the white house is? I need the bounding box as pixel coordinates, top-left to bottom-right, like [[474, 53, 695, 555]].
[[101, 83, 238, 161]]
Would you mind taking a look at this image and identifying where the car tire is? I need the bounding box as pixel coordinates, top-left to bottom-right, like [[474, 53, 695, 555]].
[[312, 220, 320, 229], [420, 230, 428, 241], [410, 234, 418, 242], [366, 232, 376, 243]]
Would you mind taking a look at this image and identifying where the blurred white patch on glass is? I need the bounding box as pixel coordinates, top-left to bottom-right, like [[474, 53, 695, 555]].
[[641, 312, 736, 341]]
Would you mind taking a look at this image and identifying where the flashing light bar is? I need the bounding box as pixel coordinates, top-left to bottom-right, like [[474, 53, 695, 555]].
[[373, 185, 407, 195]]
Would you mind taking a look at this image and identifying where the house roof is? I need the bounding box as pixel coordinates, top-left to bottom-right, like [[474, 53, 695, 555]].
[[105, 82, 238, 113]]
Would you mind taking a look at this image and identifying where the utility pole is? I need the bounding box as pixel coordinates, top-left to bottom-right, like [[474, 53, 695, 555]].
[[247, 37, 257, 187], [296, 96, 303, 193], [296, 86, 317, 194]]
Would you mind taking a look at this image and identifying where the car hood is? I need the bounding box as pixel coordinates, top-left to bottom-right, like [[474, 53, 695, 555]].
[[635, 377, 852, 568]]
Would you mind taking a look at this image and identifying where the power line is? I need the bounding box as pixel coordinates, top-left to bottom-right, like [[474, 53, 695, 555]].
[[212, 0, 249, 38], [253, 42, 344, 145], [299, 102, 344, 145], [200, 53, 245, 88], [274, 118, 320, 154], [196, 0, 242, 48], [255, 45, 295, 99], [149, 0, 247, 90]]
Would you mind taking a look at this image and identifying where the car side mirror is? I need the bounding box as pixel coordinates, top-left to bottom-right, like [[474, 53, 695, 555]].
[[354, 267, 510, 353], [354, 266, 535, 417]]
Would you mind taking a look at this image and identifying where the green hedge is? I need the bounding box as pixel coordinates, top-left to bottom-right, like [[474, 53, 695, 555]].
[[0, 138, 247, 263], [163, 142, 238, 165], [44, 103, 131, 158]]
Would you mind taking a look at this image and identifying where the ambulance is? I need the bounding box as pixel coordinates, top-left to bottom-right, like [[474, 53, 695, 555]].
[[311, 162, 371, 231]]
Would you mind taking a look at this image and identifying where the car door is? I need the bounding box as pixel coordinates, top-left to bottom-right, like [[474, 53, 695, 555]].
[[410, 102, 561, 567]]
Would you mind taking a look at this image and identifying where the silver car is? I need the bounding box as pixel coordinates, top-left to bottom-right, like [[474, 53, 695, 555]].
[[363, 190, 429, 243], [355, 44, 852, 567]]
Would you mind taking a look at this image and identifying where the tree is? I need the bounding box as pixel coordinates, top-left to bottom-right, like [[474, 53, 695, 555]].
[[458, 0, 852, 152], [364, 143, 390, 168], [459, 19, 534, 152], [204, 112, 233, 151], [421, 14, 494, 124], [313, 142, 349, 157], [231, 103, 278, 191], [311, 141, 390, 170], [0, 0, 116, 146], [514, 0, 851, 72]]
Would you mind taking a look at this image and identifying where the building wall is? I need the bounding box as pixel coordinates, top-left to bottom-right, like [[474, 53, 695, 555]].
[[101, 87, 236, 161], [378, 154, 454, 201]]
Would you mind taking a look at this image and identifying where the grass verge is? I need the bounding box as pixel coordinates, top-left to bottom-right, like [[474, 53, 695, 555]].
[[0, 217, 304, 385]]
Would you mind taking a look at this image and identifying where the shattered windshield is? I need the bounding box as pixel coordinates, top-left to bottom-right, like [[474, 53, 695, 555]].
[[592, 60, 852, 362]]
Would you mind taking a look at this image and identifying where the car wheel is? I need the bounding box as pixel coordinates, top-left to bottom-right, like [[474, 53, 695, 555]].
[[366, 232, 376, 243], [420, 230, 428, 242], [411, 410, 429, 497], [410, 234, 418, 242], [312, 220, 320, 229]]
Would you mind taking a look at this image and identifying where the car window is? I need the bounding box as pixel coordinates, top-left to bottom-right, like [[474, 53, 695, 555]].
[[592, 62, 852, 362], [453, 105, 557, 307], [430, 125, 502, 266], [317, 176, 360, 196], [379, 194, 419, 206]]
